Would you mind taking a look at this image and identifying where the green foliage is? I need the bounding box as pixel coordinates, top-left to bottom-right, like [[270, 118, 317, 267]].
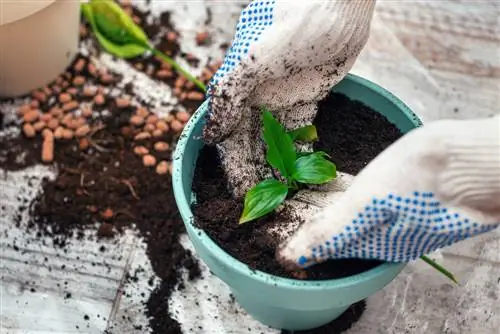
[[239, 108, 336, 224], [239, 179, 289, 224], [292, 152, 337, 184], [288, 125, 318, 142], [262, 109, 296, 178], [81, 0, 206, 92], [420, 255, 459, 285]]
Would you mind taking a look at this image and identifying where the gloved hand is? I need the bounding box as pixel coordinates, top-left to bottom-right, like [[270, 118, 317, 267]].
[[204, 0, 376, 198], [277, 115, 500, 269]]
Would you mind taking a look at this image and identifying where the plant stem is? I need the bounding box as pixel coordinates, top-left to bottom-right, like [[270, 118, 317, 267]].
[[150, 47, 207, 92], [420, 255, 459, 285]]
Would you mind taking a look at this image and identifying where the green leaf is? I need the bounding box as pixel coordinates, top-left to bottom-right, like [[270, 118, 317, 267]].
[[81, 2, 149, 58], [288, 125, 318, 142], [91, 0, 149, 45], [420, 255, 459, 285], [262, 108, 296, 177], [292, 152, 337, 184], [239, 179, 288, 224]]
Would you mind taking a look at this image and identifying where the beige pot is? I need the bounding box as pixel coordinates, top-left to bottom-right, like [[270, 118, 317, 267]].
[[0, 0, 81, 98]]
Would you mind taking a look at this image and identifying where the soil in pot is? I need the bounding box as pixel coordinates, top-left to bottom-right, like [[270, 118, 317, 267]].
[[192, 91, 404, 280]]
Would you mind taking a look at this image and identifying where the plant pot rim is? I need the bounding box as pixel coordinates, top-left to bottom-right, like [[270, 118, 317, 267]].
[[173, 73, 417, 290]]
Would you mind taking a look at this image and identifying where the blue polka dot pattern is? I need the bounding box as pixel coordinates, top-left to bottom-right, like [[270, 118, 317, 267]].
[[208, 1, 276, 89], [297, 192, 499, 266]]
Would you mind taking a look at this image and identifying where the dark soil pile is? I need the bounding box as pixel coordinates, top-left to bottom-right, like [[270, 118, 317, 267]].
[[192, 91, 404, 280]]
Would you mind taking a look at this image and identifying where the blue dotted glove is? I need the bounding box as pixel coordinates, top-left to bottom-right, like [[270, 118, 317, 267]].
[[278, 116, 500, 268], [202, 0, 376, 197]]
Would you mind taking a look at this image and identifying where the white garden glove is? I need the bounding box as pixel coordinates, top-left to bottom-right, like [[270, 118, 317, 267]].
[[277, 115, 500, 269], [204, 0, 376, 198]]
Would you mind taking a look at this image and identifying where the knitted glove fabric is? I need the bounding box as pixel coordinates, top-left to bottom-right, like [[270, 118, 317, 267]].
[[277, 115, 500, 269], [204, 0, 376, 198]]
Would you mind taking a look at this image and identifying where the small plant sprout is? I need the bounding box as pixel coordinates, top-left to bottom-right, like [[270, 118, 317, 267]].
[[81, 0, 206, 92], [239, 107, 336, 224]]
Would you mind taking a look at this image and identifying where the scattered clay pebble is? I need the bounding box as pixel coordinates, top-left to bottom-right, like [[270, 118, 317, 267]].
[[43, 86, 52, 96], [154, 141, 169, 152], [176, 111, 190, 123], [100, 74, 115, 84], [88, 63, 98, 77], [40, 113, 52, 122], [130, 115, 144, 126], [187, 91, 205, 101], [152, 129, 163, 138], [41, 131, 54, 163], [74, 58, 86, 72], [23, 109, 40, 123], [173, 87, 182, 97], [62, 129, 74, 140], [17, 104, 31, 116], [79, 138, 89, 150], [47, 118, 59, 130], [94, 94, 105, 105], [146, 114, 158, 124], [63, 101, 79, 112], [81, 106, 93, 118], [170, 120, 184, 133], [180, 92, 187, 101], [50, 107, 63, 118], [164, 114, 174, 123], [185, 81, 195, 90], [75, 124, 90, 138], [83, 86, 96, 97], [133, 146, 149, 156], [142, 154, 156, 167], [202, 68, 213, 81], [75, 117, 86, 128], [116, 97, 130, 108], [196, 31, 210, 45], [156, 161, 169, 175], [134, 132, 151, 140], [67, 87, 79, 95], [100, 208, 114, 220], [30, 100, 40, 109], [97, 223, 115, 238], [54, 127, 64, 139], [135, 63, 144, 71], [136, 107, 149, 118], [59, 93, 72, 103], [144, 123, 155, 133], [156, 120, 169, 132], [175, 76, 186, 88], [73, 76, 85, 86], [156, 70, 173, 79], [33, 121, 46, 132], [42, 128, 53, 138], [32, 90, 47, 102], [132, 15, 141, 25], [22, 123, 36, 138], [166, 31, 177, 42]]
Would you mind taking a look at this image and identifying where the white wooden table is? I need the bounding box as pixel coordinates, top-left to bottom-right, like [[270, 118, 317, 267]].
[[1, 1, 499, 333]]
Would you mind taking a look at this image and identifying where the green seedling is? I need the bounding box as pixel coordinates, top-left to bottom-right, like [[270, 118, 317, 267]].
[[239, 107, 336, 224], [81, 0, 206, 92]]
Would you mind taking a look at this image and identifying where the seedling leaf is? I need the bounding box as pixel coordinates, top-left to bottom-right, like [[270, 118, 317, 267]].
[[81, 0, 206, 91], [262, 108, 296, 178], [421, 255, 459, 285], [288, 125, 318, 142], [239, 179, 288, 224], [292, 152, 336, 184], [81, 1, 149, 58]]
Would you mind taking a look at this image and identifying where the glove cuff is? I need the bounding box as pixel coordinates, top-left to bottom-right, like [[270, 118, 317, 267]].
[[439, 115, 500, 216]]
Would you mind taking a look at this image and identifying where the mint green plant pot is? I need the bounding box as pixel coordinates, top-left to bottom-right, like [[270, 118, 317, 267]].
[[172, 74, 422, 331]]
